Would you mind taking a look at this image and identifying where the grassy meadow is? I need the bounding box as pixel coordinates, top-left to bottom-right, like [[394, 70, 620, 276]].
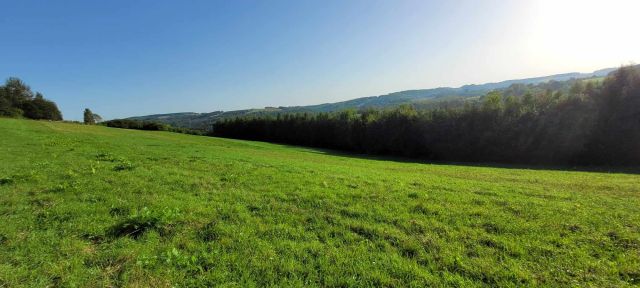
[[0, 118, 639, 287]]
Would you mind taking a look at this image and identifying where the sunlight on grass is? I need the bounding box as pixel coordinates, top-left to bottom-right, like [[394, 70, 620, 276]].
[[0, 119, 638, 286]]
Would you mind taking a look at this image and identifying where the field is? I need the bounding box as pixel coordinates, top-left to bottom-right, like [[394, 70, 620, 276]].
[[0, 119, 639, 287]]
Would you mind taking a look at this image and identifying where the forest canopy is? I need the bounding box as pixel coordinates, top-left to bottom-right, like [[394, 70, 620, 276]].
[[213, 66, 640, 166]]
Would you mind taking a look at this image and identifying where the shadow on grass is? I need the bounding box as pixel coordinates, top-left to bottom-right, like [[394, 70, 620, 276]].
[[286, 144, 640, 175], [208, 136, 640, 174], [108, 217, 164, 239], [106, 208, 179, 240]]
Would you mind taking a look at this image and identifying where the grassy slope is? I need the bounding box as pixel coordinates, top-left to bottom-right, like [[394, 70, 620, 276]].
[[0, 119, 638, 287]]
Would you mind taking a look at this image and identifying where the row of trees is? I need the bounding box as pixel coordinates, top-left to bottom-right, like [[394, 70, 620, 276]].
[[102, 118, 172, 130], [0, 78, 109, 125], [212, 66, 640, 166], [0, 78, 62, 120], [102, 118, 205, 135]]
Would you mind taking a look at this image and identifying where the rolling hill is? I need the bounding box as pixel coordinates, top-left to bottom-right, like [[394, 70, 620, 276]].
[[0, 118, 638, 286], [129, 67, 616, 129]]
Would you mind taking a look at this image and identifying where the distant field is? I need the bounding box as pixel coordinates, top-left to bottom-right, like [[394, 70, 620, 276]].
[[0, 119, 638, 287], [580, 76, 606, 84]]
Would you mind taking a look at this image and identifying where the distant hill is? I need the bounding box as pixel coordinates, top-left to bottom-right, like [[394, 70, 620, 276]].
[[129, 67, 617, 129]]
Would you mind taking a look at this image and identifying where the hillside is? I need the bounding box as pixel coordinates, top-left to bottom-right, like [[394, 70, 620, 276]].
[[1, 119, 638, 286], [211, 65, 640, 166], [129, 67, 616, 129]]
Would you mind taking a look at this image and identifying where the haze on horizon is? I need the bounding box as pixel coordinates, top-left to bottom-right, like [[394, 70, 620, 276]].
[[2, 0, 638, 120]]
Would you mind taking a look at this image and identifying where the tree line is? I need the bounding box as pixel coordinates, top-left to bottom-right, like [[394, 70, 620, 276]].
[[0, 78, 62, 120], [212, 66, 640, 166], [102, 118, 205, 135]]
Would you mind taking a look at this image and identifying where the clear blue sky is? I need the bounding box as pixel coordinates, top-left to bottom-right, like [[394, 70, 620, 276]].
[[2, 0, 638, 120]]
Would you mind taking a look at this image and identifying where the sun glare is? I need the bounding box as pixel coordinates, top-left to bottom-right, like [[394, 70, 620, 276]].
[[526, 0, 639, 70]]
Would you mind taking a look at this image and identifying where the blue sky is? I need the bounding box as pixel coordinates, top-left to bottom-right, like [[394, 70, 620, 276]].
[[2, 0, 638, 120]]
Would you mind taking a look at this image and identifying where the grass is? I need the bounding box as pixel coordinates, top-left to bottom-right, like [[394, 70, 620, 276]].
[[0, 118, 639, 287]]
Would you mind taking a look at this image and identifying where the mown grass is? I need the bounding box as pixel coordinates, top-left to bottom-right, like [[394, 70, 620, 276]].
[[0, 118, 639, 287]]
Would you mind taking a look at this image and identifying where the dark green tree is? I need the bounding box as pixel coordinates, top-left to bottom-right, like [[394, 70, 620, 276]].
[[3, 77, 33, 107], [0, 77, 62, 120], [92, 113, 103, 123], [22, 93, 63, 120], [211, 66, 640, 166], [84, 108, 96, 124]]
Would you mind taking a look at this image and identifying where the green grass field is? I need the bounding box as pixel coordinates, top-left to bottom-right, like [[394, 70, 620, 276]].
[[1, 119, 639, 287]]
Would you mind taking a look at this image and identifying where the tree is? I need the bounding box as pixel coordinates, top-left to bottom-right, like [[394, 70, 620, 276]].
[[3, 77, 33, 107], [22, 93, 63, 120], [0, 78, 62, 120], [481, 91, 503, 113], [84, 108, 96, 124], [582, 66, 640, 164], [0, 89, 19, 117], [210, 66, 640, 166]]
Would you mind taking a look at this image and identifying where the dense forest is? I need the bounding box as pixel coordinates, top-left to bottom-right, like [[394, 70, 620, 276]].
[[213, 66, 640, 166], [0, 78, 62, 120], [129, 67, 614, 129]]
